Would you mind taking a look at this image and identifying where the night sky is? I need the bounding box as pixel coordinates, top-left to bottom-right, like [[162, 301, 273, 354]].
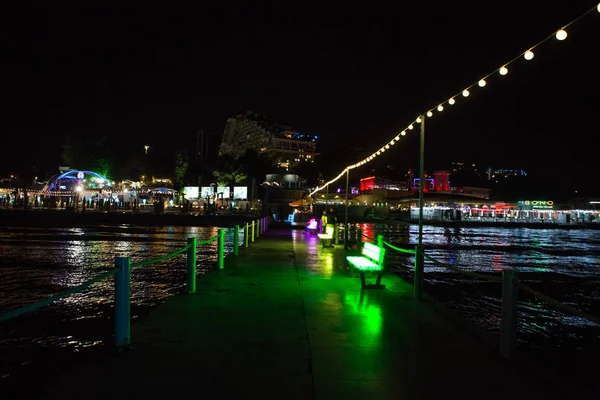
[[2, 2, 599, 189]]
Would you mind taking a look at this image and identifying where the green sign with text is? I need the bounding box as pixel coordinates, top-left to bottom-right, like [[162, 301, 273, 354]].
[[517, 200, 554, 210]]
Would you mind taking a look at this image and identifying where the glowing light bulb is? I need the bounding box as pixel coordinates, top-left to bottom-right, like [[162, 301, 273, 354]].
[[524, 50, 534, 60], [437, 105, 444, 112], [381, 148, 385, 152], [555, 29, 567, 41], [408, 125, 414, 130], [390, 140, 395, 145], [396, 135, 401, 140], [385, 144, 390, 149], [376, 151, 381, 155], [478, 79, 486, 87], [598, 3, 600, 13], [401, 131, 406, 136], [499, 66, 508, 76], [449, 98, 455, 105], [462, 90, 470, 97], [427, 111, 433, 117], [416, 117, 422, 123]]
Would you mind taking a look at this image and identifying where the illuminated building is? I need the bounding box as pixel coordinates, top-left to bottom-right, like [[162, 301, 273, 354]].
[[220, 111, 276, 159], [433, 171, 450, 192], [219, 111, 318, 170], [410, 171, 451, 193], [40, 169, 114, 192], [360, 176, 408, 193], [151, 177, 173, 187], [267, 132, 318, 171]]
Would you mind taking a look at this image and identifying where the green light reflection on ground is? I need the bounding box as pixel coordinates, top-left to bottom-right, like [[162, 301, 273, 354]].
[[343, 291, 383, 341]]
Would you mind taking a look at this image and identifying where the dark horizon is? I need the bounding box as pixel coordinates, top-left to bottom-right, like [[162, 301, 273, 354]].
[[2, 2, 599, 192]]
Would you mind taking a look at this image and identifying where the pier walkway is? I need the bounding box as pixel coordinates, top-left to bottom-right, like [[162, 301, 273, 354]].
[[41, 228, 563, 399]]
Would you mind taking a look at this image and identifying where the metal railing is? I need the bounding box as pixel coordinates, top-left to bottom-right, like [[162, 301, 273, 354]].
[[379, 236, 600, 361], [0, 217, 269, 348]]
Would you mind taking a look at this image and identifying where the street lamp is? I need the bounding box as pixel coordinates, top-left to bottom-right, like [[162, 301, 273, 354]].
[[144, 145, 150, 155]]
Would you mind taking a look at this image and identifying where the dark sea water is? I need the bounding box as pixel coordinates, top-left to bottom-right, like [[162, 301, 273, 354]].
[[0, 225, 234, 383], [1, 223, 599, 385], [358, 222, 600, 381]]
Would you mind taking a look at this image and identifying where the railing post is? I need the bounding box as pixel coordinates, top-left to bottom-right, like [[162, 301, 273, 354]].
[[256, 218, 261, 238], [414, 244, 424, 301], [218, 228, 225, 269], [186, 237, 197, 294], [234, 225, 239, 256], [500, 269, 519, 361], [357, 229, 362, 251], [264, 216, 268, 231], [377, 234, 383, 249], [245, 222, 249, 247], [115, 256, 131, 348], [251, 220, 255, 243], [262, 217, 266, 233]]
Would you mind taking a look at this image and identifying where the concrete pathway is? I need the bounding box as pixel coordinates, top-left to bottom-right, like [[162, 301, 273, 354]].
[[39, 228, 568, 399]]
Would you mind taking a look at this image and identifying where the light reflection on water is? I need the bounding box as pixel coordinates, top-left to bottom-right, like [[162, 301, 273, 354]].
[[0, 225, 238, 380], [1, 223, 599, 382], [355, 222, 600, 374]]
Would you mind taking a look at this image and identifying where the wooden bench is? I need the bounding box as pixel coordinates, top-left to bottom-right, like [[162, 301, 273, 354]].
[[346, 242, 386, 289], [317, 225, 334, 248]]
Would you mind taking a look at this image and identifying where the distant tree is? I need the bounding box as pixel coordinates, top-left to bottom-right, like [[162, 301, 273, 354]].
[[213, 163, 247, 187], [95, 158, 112, 180], [174, 151, 189, 190]]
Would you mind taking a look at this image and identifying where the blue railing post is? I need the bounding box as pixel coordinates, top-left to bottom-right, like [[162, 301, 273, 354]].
[[264, 216, 268, 232], [414, 244, 424, 301], [115, 256, 131, 348], [218, 228, 225, 269], [186, 237, 197, 294], [256, 218, 261, 238], [245, 222, 249, 247], [251, 220, 255, 243], [500, 269, 519, 361], [263, 216, 267, 233], [234, 225, 239, 255]]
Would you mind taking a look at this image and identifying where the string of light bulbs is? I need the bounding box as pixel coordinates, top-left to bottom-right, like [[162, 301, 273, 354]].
[[309, 3, 600, 197]]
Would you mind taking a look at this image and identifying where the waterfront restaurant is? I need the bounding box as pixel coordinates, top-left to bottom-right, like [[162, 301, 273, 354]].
[[408, 198, 599, 224]]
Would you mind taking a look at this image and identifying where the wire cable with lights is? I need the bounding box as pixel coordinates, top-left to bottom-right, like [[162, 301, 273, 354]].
[[309, 3, 600, 196]]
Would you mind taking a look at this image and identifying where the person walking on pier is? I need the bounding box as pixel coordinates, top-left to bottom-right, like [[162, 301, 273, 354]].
[[328, 206, 338, 228], [320, 209, 328, 234]]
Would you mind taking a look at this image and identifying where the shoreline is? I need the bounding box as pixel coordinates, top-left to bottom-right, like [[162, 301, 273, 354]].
[[400, 218, 600, 230], [1, 209, 598, 230], [0, 209, 257, 228]]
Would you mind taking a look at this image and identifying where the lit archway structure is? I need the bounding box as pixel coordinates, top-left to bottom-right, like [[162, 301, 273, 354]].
[[41, 170, 113, 192]]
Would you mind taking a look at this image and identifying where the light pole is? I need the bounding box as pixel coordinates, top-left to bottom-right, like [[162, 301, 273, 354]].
[[415, 114, 425, 300], [344, 168, 349, 249]]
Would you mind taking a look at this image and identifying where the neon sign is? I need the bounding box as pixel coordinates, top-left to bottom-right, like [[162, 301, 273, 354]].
[[518, 200, 554, 209]]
